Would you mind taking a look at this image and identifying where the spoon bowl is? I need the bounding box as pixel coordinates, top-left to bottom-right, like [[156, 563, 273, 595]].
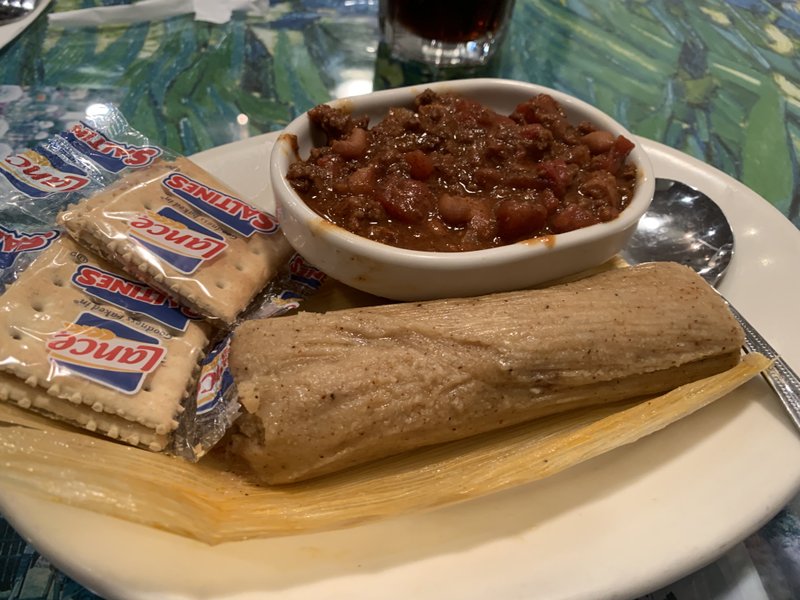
[[622, 177, 800, 430], [620, 179, 733, 287]]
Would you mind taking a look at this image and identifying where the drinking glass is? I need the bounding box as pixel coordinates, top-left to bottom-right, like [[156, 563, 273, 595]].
[[378, 0, 516, 67]]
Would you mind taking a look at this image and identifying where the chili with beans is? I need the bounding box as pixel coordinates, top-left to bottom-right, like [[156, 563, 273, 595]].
[[286, 90, 638, 252]]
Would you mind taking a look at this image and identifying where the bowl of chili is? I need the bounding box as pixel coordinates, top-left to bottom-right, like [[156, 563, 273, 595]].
[[270, 78, 654, 300]]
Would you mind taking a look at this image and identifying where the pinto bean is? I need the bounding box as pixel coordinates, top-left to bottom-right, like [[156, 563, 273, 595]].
[[404, 149, 435, 180], [581, 130, 616, 154], [438, 194, 481, 226], [346, 165, 378, 195], [332, 127, 368, 159]]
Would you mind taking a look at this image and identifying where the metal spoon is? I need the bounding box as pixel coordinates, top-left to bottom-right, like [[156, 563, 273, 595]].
[[620, 178, 800, 430]]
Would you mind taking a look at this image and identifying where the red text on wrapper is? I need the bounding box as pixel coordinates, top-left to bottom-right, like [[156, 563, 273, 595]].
[[74, 266, 179, 307], [0, 227, 59, 255], [162, 173, 279, 237], [67, 123, 162, 169]]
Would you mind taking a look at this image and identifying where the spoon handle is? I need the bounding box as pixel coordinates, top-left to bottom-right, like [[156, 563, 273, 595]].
[[726, 302, 800, 430]]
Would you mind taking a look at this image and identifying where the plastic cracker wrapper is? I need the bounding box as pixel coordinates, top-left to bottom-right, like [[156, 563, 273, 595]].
[[0, 102, 313, 460], [56, 106, 294, 326], [0, 135, 109, 291]]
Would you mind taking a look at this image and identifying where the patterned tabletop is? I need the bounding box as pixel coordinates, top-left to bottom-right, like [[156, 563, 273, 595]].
[[0, 1, 799, 599]]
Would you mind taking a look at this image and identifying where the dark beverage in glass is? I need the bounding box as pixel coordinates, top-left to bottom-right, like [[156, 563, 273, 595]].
[[379, 0, 516, 66]]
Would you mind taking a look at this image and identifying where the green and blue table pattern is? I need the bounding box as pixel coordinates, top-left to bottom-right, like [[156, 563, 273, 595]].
[[0, 1, 799, 598]]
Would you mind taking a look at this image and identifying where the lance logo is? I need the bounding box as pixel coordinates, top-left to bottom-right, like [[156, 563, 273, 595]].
[[161, 172, 279, 237], [0, 225, 59, 269], [62, 122, 161, 173], [46, 312, 166, 394], [71, 264, 197, 331], [128, 206, 228, 274], [196, 336, 234, 415], [0, 152, 91, 198]]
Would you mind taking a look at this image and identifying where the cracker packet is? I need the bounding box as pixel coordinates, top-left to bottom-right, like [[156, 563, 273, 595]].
[[55, 106, 294, 326]]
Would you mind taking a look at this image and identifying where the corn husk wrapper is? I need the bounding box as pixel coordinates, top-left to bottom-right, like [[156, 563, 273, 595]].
[[0, 352, 768, 545]]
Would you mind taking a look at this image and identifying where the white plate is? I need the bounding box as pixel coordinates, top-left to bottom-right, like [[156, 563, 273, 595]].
[[2, 133, 799, 600], [0, 0, 51, 50]]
